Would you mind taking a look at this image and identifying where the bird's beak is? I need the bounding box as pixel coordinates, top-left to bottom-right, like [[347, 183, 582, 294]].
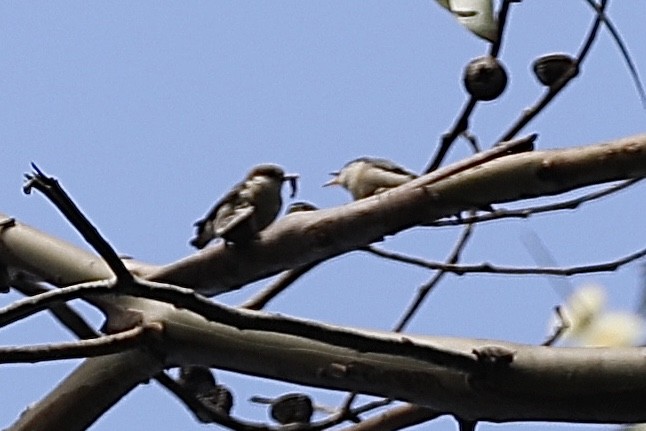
[[323, 173, 340, 187], [284, 174, 299, 198]]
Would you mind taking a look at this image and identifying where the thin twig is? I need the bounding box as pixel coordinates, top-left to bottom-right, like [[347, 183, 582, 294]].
[[425, 98, 477, 173], [488, 0, 516, 58], [23, 163, 133, 282], [581, 0, 646, 107], [498, 0, 608, 142], [421, 133, 536, 188], [241, 261, 322, 310], [11, 278, 100, 339], [0, 278, 479, 373], [542, 306, 570, 346], [0, 279, 113, 329], [424, 0, 519, 173], [337, 404, 441, 431], [393, 224, 474, 332], [0, 326, 147, 364], [306, 399, 394, 431], [368, 246, 646, 277], [427, 179, 641, 227]]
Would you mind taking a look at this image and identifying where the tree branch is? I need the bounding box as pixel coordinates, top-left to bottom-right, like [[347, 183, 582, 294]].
[[149, 133, 646, 295], [8, 349, 165, 431], [367, 245, 646, 277], [2, 135, 645, 296], [427, 178, 641, 226], [0, 326, 151, 364], [497, 0, 608, 142], [393, 224, 474, 332], [23, 164, 133, 283]]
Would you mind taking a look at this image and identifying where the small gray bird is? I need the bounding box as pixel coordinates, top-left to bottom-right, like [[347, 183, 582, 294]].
[[324, 157, 417, 200], [190, 164, 298, 248]]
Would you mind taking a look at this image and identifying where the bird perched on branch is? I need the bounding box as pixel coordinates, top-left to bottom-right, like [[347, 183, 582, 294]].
[[190, 164, 298, 248], [324, 157, 417, 200]]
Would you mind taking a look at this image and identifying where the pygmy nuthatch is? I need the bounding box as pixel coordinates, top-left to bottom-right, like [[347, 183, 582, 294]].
[[324, 157, 417, 200]]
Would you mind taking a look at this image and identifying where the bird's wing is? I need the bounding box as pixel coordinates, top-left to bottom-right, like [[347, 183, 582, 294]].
[[214, 205, 254, 237], [196, 180, 247, 225], [371, 158, 417, 178], [190, 180, 249, 248], [351, 157, 418, 178]]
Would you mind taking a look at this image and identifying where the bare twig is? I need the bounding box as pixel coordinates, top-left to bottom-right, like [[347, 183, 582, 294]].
[[11, 278, 100, 339], [426, 3, 523, 172], [581, 0, 646, 107], [0, 278, 479, 373], [241, 261, 322, 311], [0, 326, 148, 364], [488, 0, 517, 58], [393, 224, 474, 332], [305, 399, 394, 431], [498, 0, 608, 142], [424, 0, 520, 174], [368, 246, 646, 277], [338, 404, 441, 431], [425, 99, 477, 174], [421, 133, 536, 187], [542, 306, 570, 346], [428, 179, 642, 227], [0, 279, 112, 329], [23, 163, 133, 282]]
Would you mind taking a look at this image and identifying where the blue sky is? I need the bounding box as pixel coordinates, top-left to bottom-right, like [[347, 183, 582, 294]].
[[1, 2, 645, 430]]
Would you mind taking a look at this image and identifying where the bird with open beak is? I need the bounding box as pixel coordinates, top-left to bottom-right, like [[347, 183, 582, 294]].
[[324, 157, 417, 200], [190, 164, 298, 248]]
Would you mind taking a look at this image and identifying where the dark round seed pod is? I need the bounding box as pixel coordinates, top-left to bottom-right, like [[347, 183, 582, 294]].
[[533, 53, 577, 87], [199, 385, 234, 416], [269, 393, 314, 425], [178, 366, 216, 395], [463, 55, 508, 101]]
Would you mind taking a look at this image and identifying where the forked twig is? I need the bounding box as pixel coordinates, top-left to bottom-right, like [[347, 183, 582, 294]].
[[582, 0, 646, 107], [368, 246, 646, 277], [428, 179, 642, 227], [394, 224, 474, 332], [424, 0, 520, 173], [498, 0, 608, 142], [23, 163, 133, 282]]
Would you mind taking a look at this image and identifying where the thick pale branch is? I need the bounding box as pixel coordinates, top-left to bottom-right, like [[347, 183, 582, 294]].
[[0, 216, 158, 286], [2, 135, 644, 296], [151, 133, 646, 294], [8, 349, 164, 431], [5, 277, 646, 425], [159, 305, 646, 423], [367, 246, 646, 276], [1, 134, 645, 429]]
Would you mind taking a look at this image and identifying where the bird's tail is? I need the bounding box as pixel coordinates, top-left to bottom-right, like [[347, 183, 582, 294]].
[[189, 235, 208, 249], [190, 220, 209, 249]]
